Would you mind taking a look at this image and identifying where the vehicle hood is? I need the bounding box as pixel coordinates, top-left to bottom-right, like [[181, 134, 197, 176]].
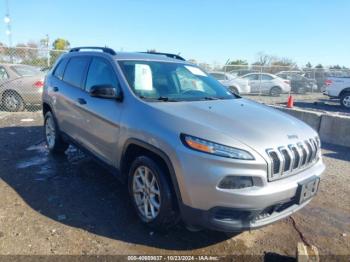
[[150, 98, 317, 152]]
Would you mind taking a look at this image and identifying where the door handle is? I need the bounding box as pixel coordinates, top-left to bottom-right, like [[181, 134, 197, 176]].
[[53, 86, 59, 92], [77, 98, 87, 105]]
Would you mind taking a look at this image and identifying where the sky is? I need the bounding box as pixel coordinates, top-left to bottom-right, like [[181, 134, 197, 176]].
[[0, 0, 349, 67]]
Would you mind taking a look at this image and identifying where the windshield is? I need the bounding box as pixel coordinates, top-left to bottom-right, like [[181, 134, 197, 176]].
[[118, 61, 235, 101], [10, 65, 41, 77]]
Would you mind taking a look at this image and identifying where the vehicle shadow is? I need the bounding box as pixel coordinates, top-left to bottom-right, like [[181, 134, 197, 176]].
[[321, 142, 350, 162], [0, 125, 236, 251]]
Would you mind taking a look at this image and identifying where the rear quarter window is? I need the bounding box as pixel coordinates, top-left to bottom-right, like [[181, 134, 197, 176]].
[[53, 58, 68, 80], [62, 57, 90, 88]]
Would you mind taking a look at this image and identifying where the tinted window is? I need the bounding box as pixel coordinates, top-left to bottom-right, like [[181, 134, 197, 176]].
[[0, 66, 9, 81], [85, 58, 118, 92], [261, 74, 273, 80], [210, 73, 226, 80], [243, 74, 258, 80], [53, 58, 68, 80], [63, 57, 90, 88]]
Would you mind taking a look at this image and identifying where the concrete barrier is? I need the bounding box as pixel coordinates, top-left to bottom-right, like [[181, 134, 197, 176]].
[[275, 107, 322, 132], [319, 114, 350, 148], [272, 105, 350, 148]]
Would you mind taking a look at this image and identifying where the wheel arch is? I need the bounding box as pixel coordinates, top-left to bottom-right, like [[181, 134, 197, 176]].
[[339, 88, 350, 97], [120, 138, 183, 206], [42, 102, 52, 116], [1, 89, 23, 102]]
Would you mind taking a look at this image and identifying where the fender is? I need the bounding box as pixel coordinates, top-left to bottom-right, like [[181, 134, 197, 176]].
[[121, 138, 183, 204]]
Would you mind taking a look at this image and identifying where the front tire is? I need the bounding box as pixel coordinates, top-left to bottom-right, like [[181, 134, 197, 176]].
[[128, 156, 179, 230], [44, 111, 69, 154], [340, 92, 350, 109]]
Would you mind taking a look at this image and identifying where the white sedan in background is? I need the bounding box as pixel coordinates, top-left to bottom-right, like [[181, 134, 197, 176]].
[[239, 73, 291, 96], [209, 72, 251, 95]]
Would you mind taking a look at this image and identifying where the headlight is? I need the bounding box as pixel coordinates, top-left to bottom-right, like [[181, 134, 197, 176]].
[[181, 134, 254, 160]]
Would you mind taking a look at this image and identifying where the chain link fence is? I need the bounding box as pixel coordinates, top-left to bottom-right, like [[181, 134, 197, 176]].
[[0, 47, 66, 112], [0, 46, 349, 113]]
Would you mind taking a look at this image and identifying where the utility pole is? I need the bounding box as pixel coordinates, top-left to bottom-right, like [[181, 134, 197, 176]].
[[45, 34, 50, 67], [4, 0, 13, 62]]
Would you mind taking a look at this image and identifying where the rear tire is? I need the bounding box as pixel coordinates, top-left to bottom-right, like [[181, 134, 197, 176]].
[[128, 155, 179, 230], [340, 92, 350, 109], [2, 91, 25, 112], [44, 111, 69, 154], [270, 86, 282, 96]]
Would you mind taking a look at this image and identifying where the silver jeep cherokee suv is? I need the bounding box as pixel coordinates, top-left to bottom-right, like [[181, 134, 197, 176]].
[[42, 47, 325, 232]]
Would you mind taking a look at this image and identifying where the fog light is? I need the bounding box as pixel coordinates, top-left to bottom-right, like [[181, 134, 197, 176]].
[[218, 176, 253, 189]]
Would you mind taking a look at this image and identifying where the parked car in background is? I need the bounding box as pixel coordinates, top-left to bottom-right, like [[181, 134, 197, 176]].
[[324, 76, 350, 109], [209, 72, 250, 94], [0, 64, 44, 111], [239, 73, 291, 96], [276, 71, 317, 94], [228, 69, 258, 77]]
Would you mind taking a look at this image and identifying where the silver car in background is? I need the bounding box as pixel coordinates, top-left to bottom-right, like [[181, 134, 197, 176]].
[[0, 64, 44, 111], [209, 72, 251, 95], [239, 72, 291, 96], [42, 47, 325, 232]]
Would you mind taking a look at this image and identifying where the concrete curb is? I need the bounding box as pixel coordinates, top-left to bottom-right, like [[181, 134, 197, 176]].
[[272, 106, 350, 148]]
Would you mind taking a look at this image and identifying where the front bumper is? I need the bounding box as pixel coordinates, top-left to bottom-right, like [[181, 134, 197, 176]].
[[174, 146, 325, 231], [180, 196, 313, 232]]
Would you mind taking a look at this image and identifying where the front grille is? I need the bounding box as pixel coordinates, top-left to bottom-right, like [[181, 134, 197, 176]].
[[281, 149, 291, 172], [266, 137, 320, 181]]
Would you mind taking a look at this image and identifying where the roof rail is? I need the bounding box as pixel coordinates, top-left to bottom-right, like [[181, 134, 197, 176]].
[[140, 51, 185, 61], [69, 46, 117, 55]]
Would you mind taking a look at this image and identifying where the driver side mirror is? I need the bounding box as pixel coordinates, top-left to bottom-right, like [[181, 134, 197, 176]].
[[89, 84, 123, 101]]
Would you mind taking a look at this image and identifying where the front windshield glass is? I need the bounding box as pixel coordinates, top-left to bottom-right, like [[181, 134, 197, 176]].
[[118, 60, 235, 101]]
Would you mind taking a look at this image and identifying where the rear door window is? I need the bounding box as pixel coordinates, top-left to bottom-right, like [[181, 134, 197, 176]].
[[261, 74, 273, 80], [63, 57, 90, 88], [244, 74, 259, 80]]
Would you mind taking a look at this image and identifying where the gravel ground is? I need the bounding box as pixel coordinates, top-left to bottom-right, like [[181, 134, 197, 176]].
[[0, 111, 349, 259]]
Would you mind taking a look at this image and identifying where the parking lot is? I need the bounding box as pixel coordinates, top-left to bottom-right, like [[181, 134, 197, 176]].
[[0, 111, 349, 258], [246, 92, 350, 116]]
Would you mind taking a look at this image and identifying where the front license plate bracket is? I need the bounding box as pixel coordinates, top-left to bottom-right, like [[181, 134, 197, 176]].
[[297, 176, 320, 204]]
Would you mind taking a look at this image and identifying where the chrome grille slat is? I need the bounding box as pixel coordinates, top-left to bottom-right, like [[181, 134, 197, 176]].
[[267, 137, 320, 181]]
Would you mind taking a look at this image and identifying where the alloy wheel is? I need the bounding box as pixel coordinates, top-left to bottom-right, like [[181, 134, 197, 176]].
[[132, 165, 161, 221], [45, 116, 56, 149], [342, 95, 350, 108], [4, 94, 20, 111]]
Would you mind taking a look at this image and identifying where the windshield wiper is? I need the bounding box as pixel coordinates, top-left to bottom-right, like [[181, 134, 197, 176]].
[[202, 96, 221, 100], [156, 96, 178, 102]]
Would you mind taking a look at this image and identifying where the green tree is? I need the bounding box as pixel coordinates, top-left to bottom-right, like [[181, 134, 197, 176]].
[[315, 64, 323, 69], [52, 38, 70, 50], [50, 38, 70, 66], [330, 65, 341, 70], [225, 59, 248, 72], [305, 62, 312, 68]]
